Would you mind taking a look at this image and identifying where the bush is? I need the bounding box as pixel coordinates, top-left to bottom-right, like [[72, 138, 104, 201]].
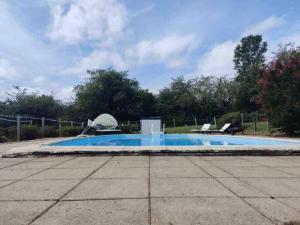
[[119, 123, 139, 134], [61, 126, 83, 137], [44, 126, 58, 138], [0, 135, 8, 143], [217, 112, 241, 129], [257, 45, 300, 135], [21, 125, 41, 140]]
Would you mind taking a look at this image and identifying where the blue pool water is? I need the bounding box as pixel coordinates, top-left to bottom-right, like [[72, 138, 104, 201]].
[[49, 134, 300, 146]]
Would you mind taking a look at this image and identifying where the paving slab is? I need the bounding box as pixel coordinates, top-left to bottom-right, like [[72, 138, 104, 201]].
[[277, 198, 300, 211], [197, 166, 233, 177], [218, 178, 268, 197], [71, 156, 111, 161], [0, 168, 43, 180], [240, 178, 300, 197], [104, 160, 148, 168], [111, 156, 148, 161], [151, 156, 189, 161], [150, 160, 194, 168], [26, 168, 94, 180], [64, 178, 148, 200], [208, 159, 261, 167], [0, 180, 14, 188], [32, 157, 73, 162], [276, 167, 300, 176], [151, 178, 234, 197], [0, 201, 55, 225], [53, 158, 107, 169], [221, 166, 293, 178], [245, 198, 300, 224], [150, 166, 209, 178], [8, 161, 60, 170], [151, 197, 273, 225], [31, 199, 148, 225], [0, 179, 80, 200], [90, 167, 148, 179], [0, 161, 21, 169]]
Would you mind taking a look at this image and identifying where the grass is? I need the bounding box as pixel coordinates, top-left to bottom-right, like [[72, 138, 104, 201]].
[[165, 121, 271, 136]]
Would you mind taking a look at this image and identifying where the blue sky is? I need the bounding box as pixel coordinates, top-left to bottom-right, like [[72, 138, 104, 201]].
[[0, 0, 299, 101]]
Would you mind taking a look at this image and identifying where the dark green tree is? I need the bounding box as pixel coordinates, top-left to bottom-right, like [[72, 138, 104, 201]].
[[156, 76, 197, 122], [5, 86, 64, 118], [74, 68, 156, 121], [233, 35, 267, 112]]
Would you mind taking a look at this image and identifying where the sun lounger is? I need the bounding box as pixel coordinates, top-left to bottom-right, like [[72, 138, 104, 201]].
[[190, 123, 211, 133], [206, 123, 231, 134]]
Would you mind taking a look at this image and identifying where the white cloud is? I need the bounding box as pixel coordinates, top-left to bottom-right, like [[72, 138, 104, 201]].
[[197, 41, 236, 77], [55, 86, 74, 101], [48, 0, 128, 45], [242, 16, 283, 36], [65, 49, 127, 76], [0, 59, 18, 80], [127, 34, 198, 68]]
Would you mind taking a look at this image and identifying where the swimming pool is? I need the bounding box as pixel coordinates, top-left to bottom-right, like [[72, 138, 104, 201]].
[[49, 134, 300, 146]]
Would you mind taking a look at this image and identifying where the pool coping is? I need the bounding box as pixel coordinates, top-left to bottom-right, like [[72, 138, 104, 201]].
[[2, 134, 300, 157]]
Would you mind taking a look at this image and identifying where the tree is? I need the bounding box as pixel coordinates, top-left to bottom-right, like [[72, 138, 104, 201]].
[[73, 68, 156, 121], [233, 35, 267, 112], [5, 86, 64, 118], [257, 44, 300, 134], [156, 76, 198, 122]]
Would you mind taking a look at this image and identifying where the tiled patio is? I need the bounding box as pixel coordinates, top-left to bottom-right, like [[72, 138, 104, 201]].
[[0, 155, 299, 225]]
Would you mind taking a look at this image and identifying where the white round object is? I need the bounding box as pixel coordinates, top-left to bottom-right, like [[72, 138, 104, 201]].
[[92, 114, 118, 129]]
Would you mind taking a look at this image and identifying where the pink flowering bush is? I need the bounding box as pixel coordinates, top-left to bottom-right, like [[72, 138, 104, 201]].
[[257, 45, 300, 134]]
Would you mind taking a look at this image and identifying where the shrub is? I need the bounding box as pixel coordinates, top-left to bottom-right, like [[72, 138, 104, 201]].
[[119, 123, 139, 134], [21, 125, 41, 140], [217, 112, 241, 129], [0, 135, 8, 143], [44, 126, 58, 138], [61, 126, 83, 137], [257, 45, 300, 135]]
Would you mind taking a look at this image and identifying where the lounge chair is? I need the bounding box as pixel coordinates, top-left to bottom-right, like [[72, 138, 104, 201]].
[[206, 123, 231, 134], [191, 123, 211, 133]]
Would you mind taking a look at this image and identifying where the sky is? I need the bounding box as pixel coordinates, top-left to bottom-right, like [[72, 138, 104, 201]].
[[0, 0, 299, 101]]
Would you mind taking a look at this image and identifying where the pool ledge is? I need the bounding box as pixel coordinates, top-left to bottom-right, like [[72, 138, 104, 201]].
[[2, 137, 300, 157]]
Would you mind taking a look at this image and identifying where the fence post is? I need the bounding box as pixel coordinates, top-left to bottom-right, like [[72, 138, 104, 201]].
[[17, 115, 20, 142], [71, 121, 74, 127], [41, 117, 45, 137], [253, 113, 257, 132], [213, 116, 217, 128], [173, 118, 176, 127], [81, 122, 84, 128], [266, 117, 270, 132], [241, 113, 244, 126], [59, 118, 62, 137]]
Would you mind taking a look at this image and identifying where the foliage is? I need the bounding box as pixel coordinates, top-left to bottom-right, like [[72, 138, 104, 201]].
[[217, 112, 241, 129], [119, 123, 139, 134], [44, 126, 59, 137], [234, 35, 267, 112], [156, 76, 237, 122], [20, 125, 41, 140], [74, 68, 156, 121], [257, 44, 300, 134], [61, 126, 83, 137], [4, 86, 64, 118]]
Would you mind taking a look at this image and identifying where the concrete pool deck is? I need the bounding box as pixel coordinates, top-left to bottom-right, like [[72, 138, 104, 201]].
[[1, 135, 300, 157], [0, 155, 300, 225]]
